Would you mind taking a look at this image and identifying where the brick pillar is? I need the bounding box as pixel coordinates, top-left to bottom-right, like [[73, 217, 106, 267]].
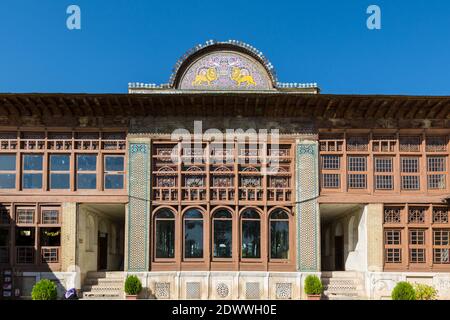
[[126, 138, 151, 271], [61, 202, 77, 272], [295, 140, 321, 271], [367, 203, 383, 272]]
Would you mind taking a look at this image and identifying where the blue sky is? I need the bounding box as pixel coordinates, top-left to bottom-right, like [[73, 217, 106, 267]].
[[0, 0, 449, 95]]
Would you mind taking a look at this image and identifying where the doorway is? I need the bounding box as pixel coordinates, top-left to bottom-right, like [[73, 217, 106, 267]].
[[97, 232, 108, 270], [334, 235, 344, 271]]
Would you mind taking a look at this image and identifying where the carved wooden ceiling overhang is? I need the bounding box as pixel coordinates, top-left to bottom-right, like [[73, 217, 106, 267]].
[[1, 93, 450, 121]]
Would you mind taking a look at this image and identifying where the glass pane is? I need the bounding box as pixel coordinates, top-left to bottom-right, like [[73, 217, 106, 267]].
[[242, 220, 260, 258], [15, 227, 35, 246], [271, 210, 289, 220], [270, 221, 289, 259], [213, 210, 232, 219], [105, 174, 124, 189], [105, 156, 124, 171], [77, 173, 96, 189], [0, 155, 16, 170], [242, 210, 259, 219], [50, 155, 70, 171], [40, 227, 61, 246], [77, 155, 97, 171], [184, 220, 203, 258], [50, 173, 70, 189], [213, 220, 232, 258], [155, 209, 174, 219], [23, 155, 43, 171], [156, 220, 175, 258], [0, 174, 15, 189], [0, 228, 9, 246], [184, 209, 202, 219], [23, 173, 42, 189]]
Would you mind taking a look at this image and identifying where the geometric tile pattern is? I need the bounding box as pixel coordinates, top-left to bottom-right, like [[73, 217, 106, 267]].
[[275, 282, 292, 299], [296, 141, 321, 271], [155, 282, 170, 299], [216, 282, 230, 298], [186, 282, 201, 299], [245, 282, 260, 299], [127, 142, 150, 271]]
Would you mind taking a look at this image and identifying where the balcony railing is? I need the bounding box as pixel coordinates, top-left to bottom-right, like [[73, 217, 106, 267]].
[[211, 187, 235, 201], [153, 187, 178, 201], [239, 188, 264, 201], [267, 188, 292, 202]]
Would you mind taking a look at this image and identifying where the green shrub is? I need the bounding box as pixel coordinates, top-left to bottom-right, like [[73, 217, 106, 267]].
[[414, 283, 438, 300], [124, 275, 142, 295], [391, 282, 416, 300], [304, 275, 323, 295], [31, 279, 58, 300]]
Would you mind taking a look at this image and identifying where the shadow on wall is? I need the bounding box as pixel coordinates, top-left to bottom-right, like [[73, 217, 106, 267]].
[[0, 203, 68, 300], [321, 205, 367, 272]]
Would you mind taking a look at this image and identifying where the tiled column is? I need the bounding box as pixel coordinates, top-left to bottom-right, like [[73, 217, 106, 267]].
[[61, 202, 77, 271], [126, 138, 151, 271], [295, 140, 321, 271], [367, 203, 383, 272]]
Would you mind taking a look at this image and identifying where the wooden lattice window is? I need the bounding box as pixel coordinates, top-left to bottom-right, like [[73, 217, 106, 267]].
[[433, 207, 449, 224], [347, 156, 367, 189], [385, 248, 402, 263], [16, 208, 35, 224], [384, 207, 402, 224], [399, 136, 421, 152], [41, 210, 60, 225], [347, 136, 369, 152], [401, 157, 420, 190], [427, 156, 447, 190], [321, 155, 341, 189], [433, 229, 450, 264], [426, 136, 447, 152], [408, 207, 426, 224], [374, 157, 394, 190]]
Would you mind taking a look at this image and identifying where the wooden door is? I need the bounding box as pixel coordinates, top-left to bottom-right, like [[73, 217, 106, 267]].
[[97, 233, 108, 270], [334, 235, 344, 271]]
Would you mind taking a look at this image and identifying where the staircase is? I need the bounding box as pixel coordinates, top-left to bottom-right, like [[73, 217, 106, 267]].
[[321, 271, 366, 300], [82, 271, 124, 300]]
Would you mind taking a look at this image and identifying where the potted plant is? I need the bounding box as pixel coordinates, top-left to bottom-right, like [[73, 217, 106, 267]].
[[304, 275, 323, 300], [31, 279, 58, 300], [124, 275, 142, 300], [413, 283, 438, 300], [391, 282, 416, 300]]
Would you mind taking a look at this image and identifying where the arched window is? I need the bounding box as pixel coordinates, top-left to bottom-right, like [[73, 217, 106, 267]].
[[155, 209, 175, 259], [241, 209, 261, 259], [184, 208, 204, 259], [212, 209, 232, 259], [270, 209, 289, 259]]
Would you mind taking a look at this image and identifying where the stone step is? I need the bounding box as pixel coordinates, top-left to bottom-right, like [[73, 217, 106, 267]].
[[85, 278, 124, 285], [82, 292, 123, 300], [82, 284, 123, 292], [86, 271, 124, 279], [321, 271, 363, 278]]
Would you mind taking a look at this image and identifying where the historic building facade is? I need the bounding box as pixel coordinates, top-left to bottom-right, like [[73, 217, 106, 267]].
[[1, 40, 450, 299]]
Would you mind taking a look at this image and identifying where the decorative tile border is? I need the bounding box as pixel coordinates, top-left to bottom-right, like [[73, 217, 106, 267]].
[[295, 141, 320, 271], [127, 142, 150, 271]]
